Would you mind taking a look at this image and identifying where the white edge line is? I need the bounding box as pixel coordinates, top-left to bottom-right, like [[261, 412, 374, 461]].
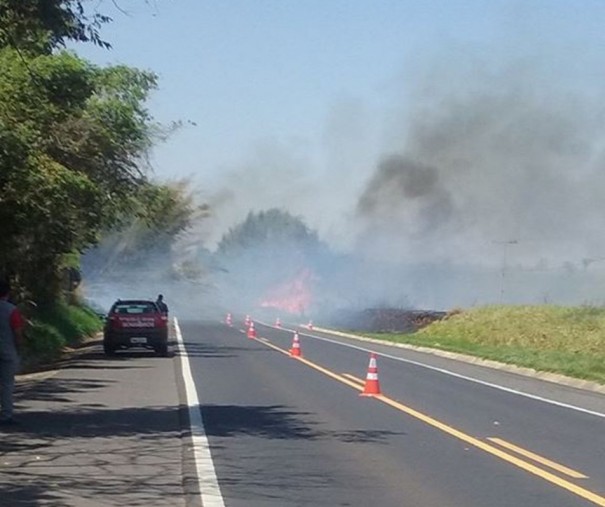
[[257, 321, 605, 420], [175, 318, 226, 507]]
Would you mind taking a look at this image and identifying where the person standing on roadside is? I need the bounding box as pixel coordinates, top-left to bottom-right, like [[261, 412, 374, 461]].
[[0, 280, 25, 425], [155, 294, 168, 315]]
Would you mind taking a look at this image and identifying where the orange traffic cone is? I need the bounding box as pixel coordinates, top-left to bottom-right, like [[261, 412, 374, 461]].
[[360, 353, 381, 396], [247, 321, 257, 339], [275, 317, 281, 328], [289, 331, 302, 357], [226, 313, 232, 326], [244, 314, 251, 327]]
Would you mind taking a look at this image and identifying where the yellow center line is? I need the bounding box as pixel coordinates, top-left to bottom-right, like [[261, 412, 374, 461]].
[[296, 356, 365, 391], [256, 337, 290, 356], [342, 373, 365, 385], [375, 396, 605, 505], [487, 437, 589, 479], [257, 338, 364, 390], [253, 336, 605, 506]]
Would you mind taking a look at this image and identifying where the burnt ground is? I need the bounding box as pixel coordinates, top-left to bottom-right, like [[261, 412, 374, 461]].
[[325, 308, 447, 333]]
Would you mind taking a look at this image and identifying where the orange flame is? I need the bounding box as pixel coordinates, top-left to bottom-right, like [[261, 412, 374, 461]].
[[260, 269, 313, 315]]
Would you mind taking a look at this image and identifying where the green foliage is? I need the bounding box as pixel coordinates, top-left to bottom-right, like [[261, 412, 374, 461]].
[[0, 0, 111, 53], [82, 180, 202, 278], [23, 321, 66, 363], [138, 181, 199, 235], [213, 209, 325, 307], [0, 46, 161, 303], [0, 0, 193, 371], [22, 301, 102, 366], [37, 301, 102, 344], [217, 209, 322, 257]]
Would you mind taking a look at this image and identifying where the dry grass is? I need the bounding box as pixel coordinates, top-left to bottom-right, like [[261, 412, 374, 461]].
[[367, 305, 605, 384]]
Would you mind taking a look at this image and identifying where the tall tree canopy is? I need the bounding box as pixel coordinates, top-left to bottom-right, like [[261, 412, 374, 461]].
[[0, 0, 196, 303], [214, 209, 326, 308], [217, 209, 322, 258], [0, 0, 111, 53], [82, 181, 206, 280]]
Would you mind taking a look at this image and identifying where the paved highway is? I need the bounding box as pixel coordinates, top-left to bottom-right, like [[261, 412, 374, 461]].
[[4, 317, 603, 506], [179, 318, 605, 507]]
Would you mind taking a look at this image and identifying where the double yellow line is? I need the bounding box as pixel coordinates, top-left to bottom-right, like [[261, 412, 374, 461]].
[[254, 335, 605, 506]]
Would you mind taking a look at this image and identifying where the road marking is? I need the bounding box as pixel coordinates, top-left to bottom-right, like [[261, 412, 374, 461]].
[[175, 318, 226, 507], [259, 322, 605, 420], [487, 437, 589, 479], [375, 396, 605, 506], [296, 356, 366, 391], [256, 337, 290, 356], [256, 338, 365, 390], [253, 335, 605, 506], [342, 373, 365, 385]]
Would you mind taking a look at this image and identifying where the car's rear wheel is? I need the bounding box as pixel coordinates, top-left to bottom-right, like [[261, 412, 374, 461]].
[[155, 343, 168, 357], [103, 341, 116, 356]]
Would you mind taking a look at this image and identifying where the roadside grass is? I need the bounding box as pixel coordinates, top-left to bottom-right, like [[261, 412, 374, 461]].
[[363, 306, 605, 384], [23, 302, 103, 366]]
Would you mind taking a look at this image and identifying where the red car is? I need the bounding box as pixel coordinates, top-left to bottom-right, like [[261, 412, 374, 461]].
[[103, 299, 169, 356]]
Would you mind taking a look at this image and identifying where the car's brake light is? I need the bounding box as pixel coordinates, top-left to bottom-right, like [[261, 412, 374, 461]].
[[155, 314, 168, 328], [109, 315, 122, 329]]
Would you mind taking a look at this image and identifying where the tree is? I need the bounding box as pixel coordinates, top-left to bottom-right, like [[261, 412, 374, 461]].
[[214, 209, 326, 309], [217, 209, 322, 258], [0, 1, 197, 305], [0, 47, 160, 302], [0, 0, 111, 53], [81, 181, 206, 279]]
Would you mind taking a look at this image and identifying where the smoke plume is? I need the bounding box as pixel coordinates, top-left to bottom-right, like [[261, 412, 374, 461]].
[[355, 63, 605, 268], [85, 48, 605, 313]]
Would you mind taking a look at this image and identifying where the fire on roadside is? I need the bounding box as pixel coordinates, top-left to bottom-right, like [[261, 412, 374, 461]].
[[260, 269, 314, 315]]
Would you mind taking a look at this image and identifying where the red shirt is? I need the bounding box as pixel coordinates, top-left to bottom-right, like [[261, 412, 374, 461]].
[[10, 308, 24, 332]]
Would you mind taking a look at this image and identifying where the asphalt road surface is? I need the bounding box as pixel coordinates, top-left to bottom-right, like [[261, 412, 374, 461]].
[[2, 318, 604, 506], [180, 318, 605, 507]]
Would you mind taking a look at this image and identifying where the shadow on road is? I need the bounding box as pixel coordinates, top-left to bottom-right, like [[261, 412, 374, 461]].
[[198, 404, 407, 505], [201, 403, 405, 443], [178, 341, 272, 359], [2, 404, 181, 439], [2, 342, 185, 507], [16, 376, 113, 403], [0, 403, 185, 506], [21, 340, 177, 377]]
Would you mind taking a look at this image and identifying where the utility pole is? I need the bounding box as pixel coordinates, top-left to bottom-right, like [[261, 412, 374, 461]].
[[493, 240, 518, 303]]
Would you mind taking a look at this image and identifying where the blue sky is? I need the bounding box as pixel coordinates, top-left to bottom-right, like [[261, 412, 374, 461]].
[[74, 1, 605, 267], [75, 1, 605, 181]]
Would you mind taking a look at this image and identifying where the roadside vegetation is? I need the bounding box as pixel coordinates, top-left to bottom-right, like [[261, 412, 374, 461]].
[[23, 302, 103, 368], [0, 1, 197, 366], [365, 305, 605, 384]]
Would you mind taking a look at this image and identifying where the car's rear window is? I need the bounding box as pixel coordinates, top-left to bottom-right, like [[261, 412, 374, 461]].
[[112, 302, 157, 315]]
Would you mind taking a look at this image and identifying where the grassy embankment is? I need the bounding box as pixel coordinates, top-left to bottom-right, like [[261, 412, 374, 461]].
[[22, 302, 103, 370], [365, 306, 605, 384]]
